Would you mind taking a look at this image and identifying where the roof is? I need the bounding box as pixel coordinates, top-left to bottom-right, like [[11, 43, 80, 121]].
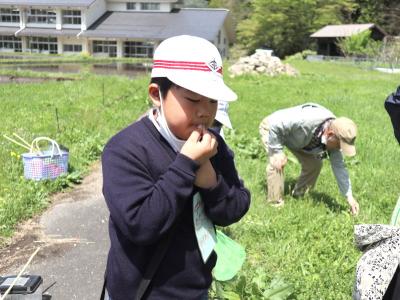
[[16, 28, 80, 37], [0, 26, 17, 35], [310, 23, 386, 38], [81, 8, 231, 42], [0, 0, 96, 7]]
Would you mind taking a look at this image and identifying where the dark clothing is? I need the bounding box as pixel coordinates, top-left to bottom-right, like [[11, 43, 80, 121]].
[[383, 267, 400, 300], [102, 116, 250, 300], [385, 86, 400, 144]]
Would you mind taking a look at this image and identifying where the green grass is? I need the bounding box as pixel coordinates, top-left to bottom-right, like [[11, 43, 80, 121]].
[[218, 60, 400, 299], [0, 60, 399, 299]]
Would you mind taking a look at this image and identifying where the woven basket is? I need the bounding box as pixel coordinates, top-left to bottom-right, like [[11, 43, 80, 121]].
[[22, 137, 68, 181]]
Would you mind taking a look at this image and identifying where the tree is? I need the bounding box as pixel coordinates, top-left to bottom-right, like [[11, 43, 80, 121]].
[[336, 30, 382, 57], [352, 0, 400, 36], [208, 0, 252, 28], [236, 0, 356, 58]]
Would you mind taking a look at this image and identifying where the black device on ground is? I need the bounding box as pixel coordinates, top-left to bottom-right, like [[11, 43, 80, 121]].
[[0, 275, 42, 294]]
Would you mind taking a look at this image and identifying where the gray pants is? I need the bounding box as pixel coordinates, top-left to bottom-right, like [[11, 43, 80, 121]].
[[259, 117, 323, 202]]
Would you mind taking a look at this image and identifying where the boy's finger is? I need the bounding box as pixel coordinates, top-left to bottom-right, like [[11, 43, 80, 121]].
[[188, 129, 202, 142], [201, 131, 212, 144], [210, 137, 218, 151]]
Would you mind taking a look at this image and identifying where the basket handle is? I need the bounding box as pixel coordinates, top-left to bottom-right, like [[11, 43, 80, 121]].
[[30, 137, 63, 158]]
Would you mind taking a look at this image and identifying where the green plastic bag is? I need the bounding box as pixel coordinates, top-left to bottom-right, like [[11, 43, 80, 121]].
[[213, 230, 246, 281], [390, 195, 400, 226]]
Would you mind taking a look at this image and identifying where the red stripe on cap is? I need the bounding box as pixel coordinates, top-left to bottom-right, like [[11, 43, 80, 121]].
[[153, 59, 223, 74], [154, 59, 205, 65]]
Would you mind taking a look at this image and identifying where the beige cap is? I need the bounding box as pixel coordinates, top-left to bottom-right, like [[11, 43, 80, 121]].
[[331, 117, 357, 156]]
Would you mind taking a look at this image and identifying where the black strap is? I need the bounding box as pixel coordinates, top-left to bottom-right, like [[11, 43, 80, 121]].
[[135, 229, 175, 300], [99, 270, 106, 300]]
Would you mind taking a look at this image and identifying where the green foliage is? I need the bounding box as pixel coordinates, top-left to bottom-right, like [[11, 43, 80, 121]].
[[211, 272, 293, 300], [336, 30, 382, 57], [352, 0, 399, 36], [285, 50, 317, 62], [236, 0, 356, 57]]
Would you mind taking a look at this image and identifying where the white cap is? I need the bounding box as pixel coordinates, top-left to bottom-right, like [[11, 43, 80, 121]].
[[215, 101, 232, 129], [151, 35, 237, 102]]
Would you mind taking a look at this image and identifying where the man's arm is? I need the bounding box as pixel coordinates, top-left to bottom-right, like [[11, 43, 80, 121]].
[[329, 150, 359, 215]]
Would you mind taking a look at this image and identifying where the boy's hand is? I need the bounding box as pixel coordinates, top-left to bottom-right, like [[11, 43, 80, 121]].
[[181, 126, 218, 165], [194, 160, 217, 188]]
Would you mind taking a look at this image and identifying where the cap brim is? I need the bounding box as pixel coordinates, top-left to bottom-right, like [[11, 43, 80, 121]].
[[165, 71, 237, 102], [340, 140, 356, 157]]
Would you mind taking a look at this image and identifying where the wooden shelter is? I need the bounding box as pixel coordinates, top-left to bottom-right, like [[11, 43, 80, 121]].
[[310, 23, 387, 56]]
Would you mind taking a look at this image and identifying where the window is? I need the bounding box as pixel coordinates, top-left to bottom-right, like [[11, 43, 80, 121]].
[[62, 10, 81, 25], [126, 2, 136, 10], [124, 41, 154, 58], [28, 9, 56, 24], [0, 8, 20, 23], [0, 35, 22, 52], [93, 40, 117, 57], [28, 37, 58, 54], [140, 3, 160, 10], [63, 44, 82, 52]]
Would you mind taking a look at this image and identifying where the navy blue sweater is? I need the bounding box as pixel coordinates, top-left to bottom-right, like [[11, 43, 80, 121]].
[[102, 116, 251, 300]]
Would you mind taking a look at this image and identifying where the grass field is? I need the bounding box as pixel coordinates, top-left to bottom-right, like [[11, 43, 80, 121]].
[[0, 60, 399, 299]]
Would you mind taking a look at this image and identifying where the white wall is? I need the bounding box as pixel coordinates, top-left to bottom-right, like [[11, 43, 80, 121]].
[[83, 0, 106, 30], [213, 26, 229, 58], [57, 36, 85, 54]]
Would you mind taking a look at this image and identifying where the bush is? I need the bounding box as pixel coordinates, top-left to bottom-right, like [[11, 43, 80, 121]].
[[336, 30, 382, 58], [285, 50, 317, 62]]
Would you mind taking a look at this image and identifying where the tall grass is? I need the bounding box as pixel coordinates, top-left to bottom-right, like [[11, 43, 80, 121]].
[[0, 61, 399, 298]]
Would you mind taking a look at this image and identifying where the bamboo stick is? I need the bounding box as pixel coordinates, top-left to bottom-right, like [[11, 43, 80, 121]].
[[0, 247, 41, 300], [3, 135, 30, 151]]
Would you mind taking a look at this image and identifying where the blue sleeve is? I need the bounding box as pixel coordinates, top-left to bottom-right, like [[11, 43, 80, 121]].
[[198, 137, 251, 226], [102, 144, 199, 246]]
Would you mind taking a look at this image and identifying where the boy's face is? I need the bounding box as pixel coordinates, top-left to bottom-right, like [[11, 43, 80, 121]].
[[150, 84, 218, 140]]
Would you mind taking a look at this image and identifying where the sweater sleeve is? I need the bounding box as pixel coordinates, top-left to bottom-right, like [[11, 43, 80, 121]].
[[102, 144, 199, 246], [198, 140, 251, 227], [329, 150, 352, 197]]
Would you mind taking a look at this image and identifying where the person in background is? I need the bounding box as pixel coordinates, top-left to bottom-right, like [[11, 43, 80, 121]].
[[259, 103, 359, 215], [101, 35, 250, 300], [211, 101, 232, 139], [385, 85, 400, 144]]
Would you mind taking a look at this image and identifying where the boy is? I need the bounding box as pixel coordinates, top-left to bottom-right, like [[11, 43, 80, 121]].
[[102, 35, 250, 300]]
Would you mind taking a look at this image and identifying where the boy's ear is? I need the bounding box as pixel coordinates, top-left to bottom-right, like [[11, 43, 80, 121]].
[[148, 83, 161, 107]]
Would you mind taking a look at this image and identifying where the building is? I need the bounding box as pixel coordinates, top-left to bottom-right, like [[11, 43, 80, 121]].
[[0, 0, 234, 57], [310, 23, 387, 56]]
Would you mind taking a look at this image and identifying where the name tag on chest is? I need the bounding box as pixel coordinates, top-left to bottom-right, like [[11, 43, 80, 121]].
[[193, 193, 216, 263]]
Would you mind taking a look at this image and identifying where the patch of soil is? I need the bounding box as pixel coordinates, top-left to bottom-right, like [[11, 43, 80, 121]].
[[0, 219, 75, 273], [0, 75, 73, 84]]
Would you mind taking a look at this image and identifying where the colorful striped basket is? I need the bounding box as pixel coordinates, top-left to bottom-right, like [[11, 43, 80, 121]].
[[22, 137, 69, 181]]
